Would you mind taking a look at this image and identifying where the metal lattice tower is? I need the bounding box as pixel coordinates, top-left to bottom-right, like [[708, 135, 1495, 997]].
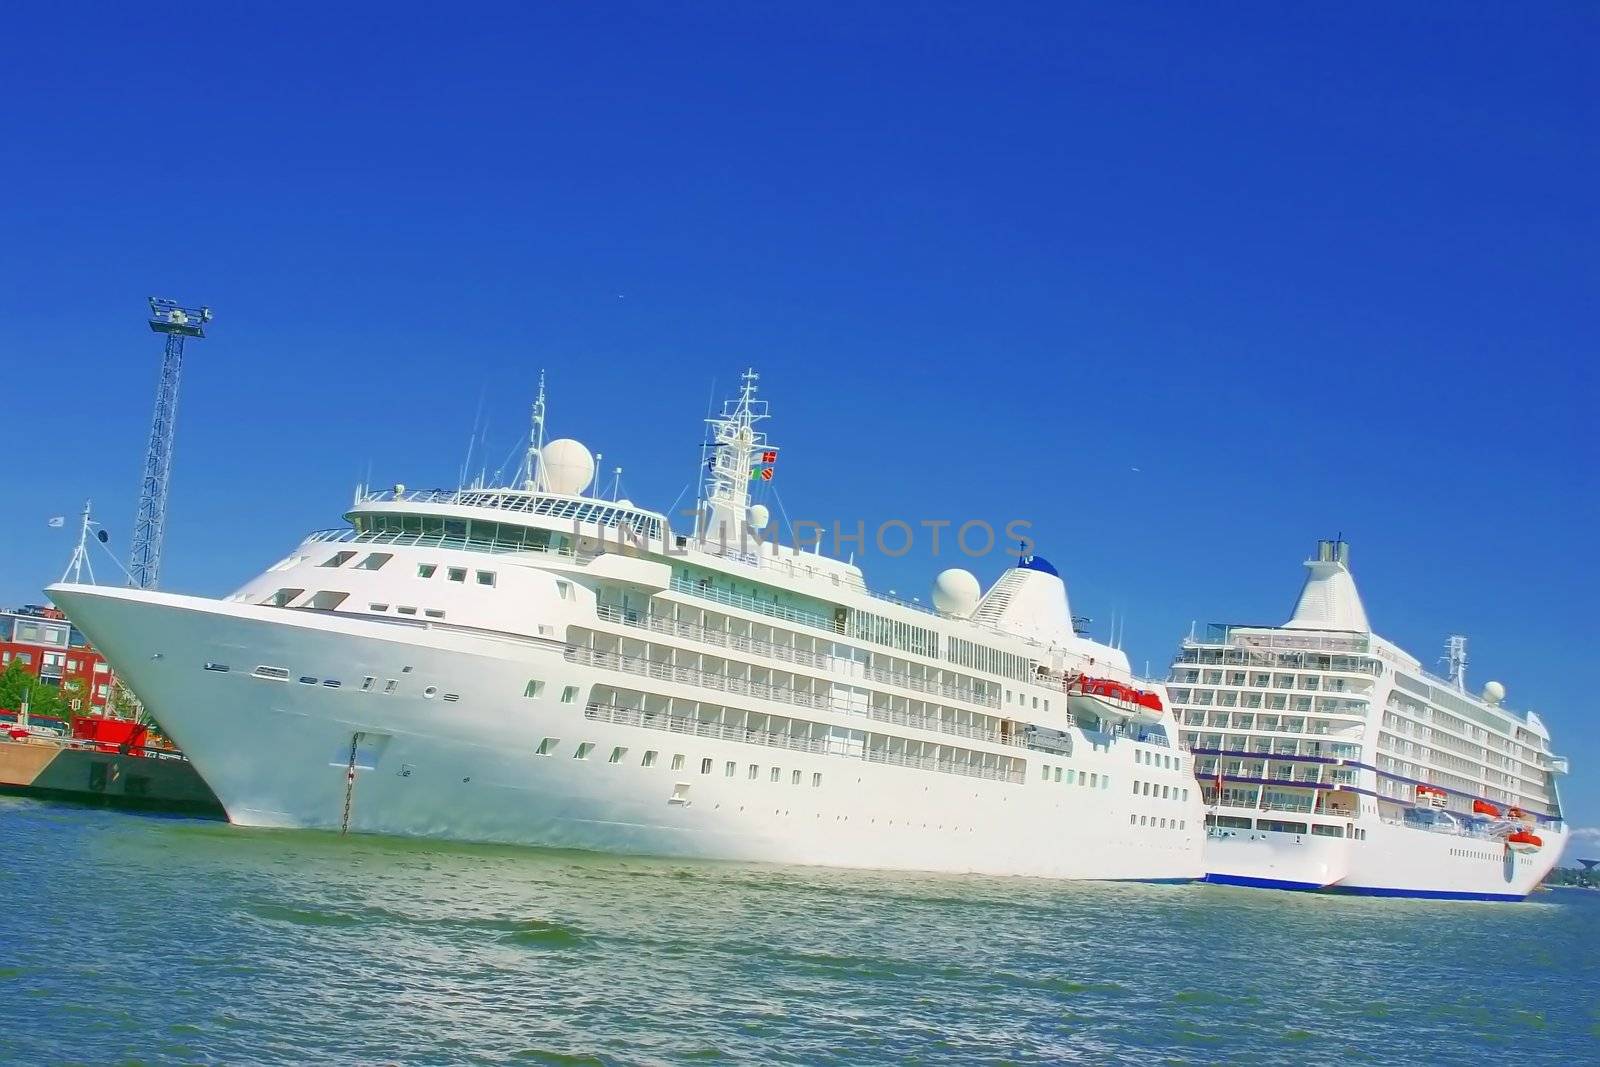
[[129, 297, 211, 589]]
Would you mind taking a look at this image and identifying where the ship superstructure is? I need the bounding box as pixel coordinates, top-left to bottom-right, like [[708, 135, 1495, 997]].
[[50, 371, 1204, 881], [1168, 539, 1568, 900]]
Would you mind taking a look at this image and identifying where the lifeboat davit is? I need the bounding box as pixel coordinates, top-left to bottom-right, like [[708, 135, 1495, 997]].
[[1473, 799, 1502, 818], [1067, 676, 1164, 726], [1507, 806, 1530, 822], [1506, 830, 1542, 853]]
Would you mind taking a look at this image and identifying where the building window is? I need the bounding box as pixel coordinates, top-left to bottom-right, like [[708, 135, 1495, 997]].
[[524, 680, 544, 698], [574, 742, 594, 760], [537, 737, 559, 755]]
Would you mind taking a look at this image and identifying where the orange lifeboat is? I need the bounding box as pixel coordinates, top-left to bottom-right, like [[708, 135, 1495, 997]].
[[1067, 676, 1164, 726], [1506, 829, 1542, 853], [1414, 784, 1448, 810], [1472, 799, 1502, 818]]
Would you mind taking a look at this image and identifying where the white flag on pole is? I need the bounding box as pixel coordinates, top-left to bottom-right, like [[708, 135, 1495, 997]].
[[47, 516, 65, 527]]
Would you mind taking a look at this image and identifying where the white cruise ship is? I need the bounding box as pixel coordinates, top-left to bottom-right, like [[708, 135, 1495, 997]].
[[50, 371, 1204, 881], [1168, 539, 1569, 901]]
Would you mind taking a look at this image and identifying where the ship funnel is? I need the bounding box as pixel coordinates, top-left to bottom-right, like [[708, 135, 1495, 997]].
[[1284, 538, 1370, 632]]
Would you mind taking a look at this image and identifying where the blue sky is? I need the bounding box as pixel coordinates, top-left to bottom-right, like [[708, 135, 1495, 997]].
[[2, 3, 1595, 846]]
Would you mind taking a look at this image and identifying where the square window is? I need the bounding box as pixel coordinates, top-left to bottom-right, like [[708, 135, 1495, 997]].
[[671, 754, 685, 771], [642, 751, 658, 768], [609, 747, 627, 764], [537, 737, 559, 755], [560, 685, 579, 704], [475, 570, 496, 587], [701, 758, 713, 775], [574, 742, 594, 760], [524, 680, 545, 698], [447, 568, 467, 582], [417, 563, 437, 578]]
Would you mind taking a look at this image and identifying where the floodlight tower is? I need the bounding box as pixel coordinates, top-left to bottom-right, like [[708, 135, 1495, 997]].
[[129, 297, 211, 589]]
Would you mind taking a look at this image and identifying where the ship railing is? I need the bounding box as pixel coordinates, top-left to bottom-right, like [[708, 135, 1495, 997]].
[[583, 702, 1025, 785], [668, 575, 839, 632], [569, 646, 1028, 751], [302, 526, 591, 562], [594, 605, 999, 708]]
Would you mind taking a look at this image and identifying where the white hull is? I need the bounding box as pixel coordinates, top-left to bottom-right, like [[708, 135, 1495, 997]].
[[54, 585, 1206, 882], [1203, 807, 1566, 901]]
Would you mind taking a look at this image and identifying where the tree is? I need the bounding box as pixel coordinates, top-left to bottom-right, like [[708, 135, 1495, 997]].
[[0, 659, 67, 722]]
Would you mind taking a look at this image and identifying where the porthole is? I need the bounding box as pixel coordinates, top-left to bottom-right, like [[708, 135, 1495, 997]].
[[423, 686, 438, 699]]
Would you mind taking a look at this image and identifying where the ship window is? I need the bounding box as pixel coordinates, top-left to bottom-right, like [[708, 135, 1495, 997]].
[[672, 754, 685, 770], [1090, 773, 1099, 787], [1143, 782, 1152, 796], [1180, 820, 1185, 830], [476, 570, 496, 587], [1162, 785, 1170, 799], [560, 686, 579, 704], [298, 676, 317, 685], [524, 680, 545, 698], [356, 553, 392, 571], [725, 761, 736, 778], [1312, 824, 1344, 838], [1182, 788, 1189, 801], [1041, 764, 1050, 780], [307, 591, 349, 611], [792, 770, 802, 785], [701, 758, 713, 775], [424, 609, 445, 619], [1140, 815, 1148, 826], [770, 767, 781, 782], [557, 581, 571, 600], [812, 772, 822, 788], [251, 665, 290, 681], [574, 742, 594, 760], [447, 567, 467, 582], [417, 564, 437, 578], [1066, 769, 1076, 784], [1133, 780, 1140, 794], [442, 693, 459, 702], [369, 603, 388, 612], [1130, 814, 1137, 825], [643, 751, 658, 767], [383, 679, 398, 693], [398, 606, 417, 615], [1160, 818, 1168, 828], [537, 737, 558, 755], [321, 551, 355, 568], [422, 686, 437, 698], [323, 680, 341, 688], [748, 764, 760, 780], [1053, 767, 1062, 783], [203, 662, 230, 672], [360, 676, 375, 691], [1103, 776, 1110, 790], [609, 747, 627, 764], [266, 588, 304, 607]]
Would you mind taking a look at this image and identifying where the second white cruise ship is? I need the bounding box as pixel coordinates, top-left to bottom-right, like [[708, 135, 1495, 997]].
[[1168, 539, 1569, 900], [51, 371, 1204, 881]]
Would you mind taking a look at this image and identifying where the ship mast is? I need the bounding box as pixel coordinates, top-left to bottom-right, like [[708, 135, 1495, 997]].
[[520, 370, 548, 491], [698, 368, 776, 547]]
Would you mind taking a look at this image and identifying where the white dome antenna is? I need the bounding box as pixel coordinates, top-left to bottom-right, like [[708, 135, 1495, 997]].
[[931, 568, 981, 617], [1481, 681, 1506, 706], [540, 439, 595, 496]]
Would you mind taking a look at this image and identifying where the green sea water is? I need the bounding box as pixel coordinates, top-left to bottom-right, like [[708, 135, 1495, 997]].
[[2, 796, 1595, 1064]]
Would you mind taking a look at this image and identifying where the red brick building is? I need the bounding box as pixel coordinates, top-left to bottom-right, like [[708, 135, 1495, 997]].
[[0, 604, 113, 713]]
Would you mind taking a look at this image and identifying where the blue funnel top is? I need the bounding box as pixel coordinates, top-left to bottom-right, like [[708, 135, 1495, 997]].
[[1016, 554, 1059, 577]]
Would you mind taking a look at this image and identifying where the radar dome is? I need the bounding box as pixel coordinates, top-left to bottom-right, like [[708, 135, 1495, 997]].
[[931, 568, 981, 617], [541, 439, 595, 496], [1481, 680, 1506, 706], [749, 503, 771, 530]]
